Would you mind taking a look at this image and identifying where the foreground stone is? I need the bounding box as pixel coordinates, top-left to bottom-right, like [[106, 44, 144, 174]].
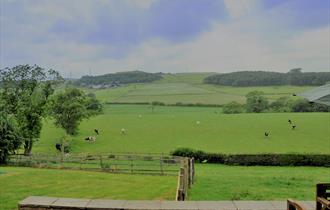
[[19, 196, 315, 210]]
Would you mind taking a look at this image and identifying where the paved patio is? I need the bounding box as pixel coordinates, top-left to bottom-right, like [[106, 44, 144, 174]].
[[19, 196, 315, 210]]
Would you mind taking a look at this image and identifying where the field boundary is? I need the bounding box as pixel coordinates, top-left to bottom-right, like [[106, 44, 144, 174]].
[[8, 153, 188, 176]]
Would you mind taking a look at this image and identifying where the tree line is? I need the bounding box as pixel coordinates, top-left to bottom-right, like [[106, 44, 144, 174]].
[[0, 65, 102, 164], [204, 68, 330, 86], [75, 70, 163, 86], [223, 91, 329, 114]]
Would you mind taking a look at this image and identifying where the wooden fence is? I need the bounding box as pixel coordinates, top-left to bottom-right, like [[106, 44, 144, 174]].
[[175, 157, 195, 201], [8, 153, 185, 176], [9, 153, 195, 200]]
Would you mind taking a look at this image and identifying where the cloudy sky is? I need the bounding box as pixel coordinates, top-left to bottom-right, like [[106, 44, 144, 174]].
[[0, 0, 329, 77]]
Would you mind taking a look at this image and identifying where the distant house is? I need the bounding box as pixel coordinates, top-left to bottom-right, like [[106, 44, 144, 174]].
[[298, 84, 330, 106]]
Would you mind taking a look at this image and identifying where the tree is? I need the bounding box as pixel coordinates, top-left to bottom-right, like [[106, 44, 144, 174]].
[[223, 101, 244, 114], [0, 65, 62, 155], [49, 88, 102, 136], [0, 111, 21, 164], [269, 96, 292, 112], [245, 91, 269, 113]]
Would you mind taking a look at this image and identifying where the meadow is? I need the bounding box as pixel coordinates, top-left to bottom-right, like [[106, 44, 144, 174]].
[[188, 164, 330, 200], [86, 75, 313, 105], [0, 167, 177, 210], [33, 104, 330, 155]]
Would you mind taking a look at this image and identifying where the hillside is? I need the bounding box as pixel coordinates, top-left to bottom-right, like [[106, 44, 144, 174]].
[[82, 72, 313, 105], [75, 71, 163, 87]]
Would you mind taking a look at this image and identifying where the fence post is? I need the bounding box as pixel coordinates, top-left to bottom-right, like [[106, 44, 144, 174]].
[[191, 157, 195, 184], [99, 155, 103, 170], [160, 155, 164, 175], [130, 159, 133, 174]]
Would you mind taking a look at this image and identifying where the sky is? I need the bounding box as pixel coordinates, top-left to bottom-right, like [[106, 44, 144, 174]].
[[0, 0, 329, 78]]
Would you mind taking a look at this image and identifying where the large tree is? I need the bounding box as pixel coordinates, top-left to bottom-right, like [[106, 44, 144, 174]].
[[0, 65, 62, 155], [49, 88, 102, 136], [0, 111, 21, 164]]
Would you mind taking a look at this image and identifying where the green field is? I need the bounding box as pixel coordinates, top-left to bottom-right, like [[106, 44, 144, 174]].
[[189, 164, 330, 200], [33, 104, 330, 155], [0, 167, 177, 210], [84, 73, 313, 104]]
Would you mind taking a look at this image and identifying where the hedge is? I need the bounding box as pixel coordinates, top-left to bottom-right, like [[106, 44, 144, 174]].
[[171, 148, 330, 167]]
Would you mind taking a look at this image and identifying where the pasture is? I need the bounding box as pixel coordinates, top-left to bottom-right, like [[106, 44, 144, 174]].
[[85, 73, 313, 104], [33, 104, 330, 155], [188, 164, 330, 200], [0, 167, 177, 210]]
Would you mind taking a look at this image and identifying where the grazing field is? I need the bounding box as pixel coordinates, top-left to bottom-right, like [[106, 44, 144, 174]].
[[0, 167, 177, 210], [84, 73, 313, 104], [188, 164, 330, 200], [33, 105, 330, 155]]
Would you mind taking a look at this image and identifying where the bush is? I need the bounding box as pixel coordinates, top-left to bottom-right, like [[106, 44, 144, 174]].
[[171, 148, 330, 166], [223, 101, 244, 114]]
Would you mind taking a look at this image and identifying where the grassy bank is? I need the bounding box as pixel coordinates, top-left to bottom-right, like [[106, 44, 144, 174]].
[[0, 167, 177, 210], [188, 164, 330, 200]]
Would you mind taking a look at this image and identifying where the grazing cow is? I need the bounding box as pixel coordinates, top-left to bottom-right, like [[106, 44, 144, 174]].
[[288, 119, 292, 124], [55, 143, 70, 153], [55, 143, 61, 152], [264, 131, 270, 138], [85, 136, 96, 142], [94, 129, 99, 135]]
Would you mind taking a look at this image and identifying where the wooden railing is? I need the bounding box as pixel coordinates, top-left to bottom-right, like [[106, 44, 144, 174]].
[[316, 183, 330, 210], [8, 153, 185, 176], [287, 183, 330, 210], [175, 158, 194, 201]]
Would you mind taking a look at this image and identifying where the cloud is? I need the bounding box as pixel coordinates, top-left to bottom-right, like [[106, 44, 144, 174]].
[[0, 0, 329, 77], [223, 0, 259, 19]]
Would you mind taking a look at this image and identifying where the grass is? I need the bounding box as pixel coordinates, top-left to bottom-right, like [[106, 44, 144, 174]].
[[188, 164, 330, 200], [82, 73, 314, 104], [0, 167, 177, 210], [33, 105, 330, 155]]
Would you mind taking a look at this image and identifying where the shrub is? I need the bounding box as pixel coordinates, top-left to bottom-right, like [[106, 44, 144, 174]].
[[223, 101, 244, 114], [172, 148, 330, 166]]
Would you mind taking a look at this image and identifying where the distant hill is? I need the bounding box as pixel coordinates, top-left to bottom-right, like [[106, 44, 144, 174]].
[[204, 69, 330, 87], [75, 71, 163, 87]]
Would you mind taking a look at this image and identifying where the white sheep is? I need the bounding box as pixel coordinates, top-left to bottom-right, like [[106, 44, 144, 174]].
[[121, 128, 126, 134]]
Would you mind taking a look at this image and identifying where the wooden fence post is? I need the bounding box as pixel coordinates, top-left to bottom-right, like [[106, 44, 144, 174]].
[[160, 156, 164, 175], [99, 155, 103, 170]]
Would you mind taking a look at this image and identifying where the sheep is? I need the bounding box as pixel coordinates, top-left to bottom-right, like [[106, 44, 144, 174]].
[[121, 128, 126, 135], [94, 129, 99, 135], [288, 119, 292, 124]]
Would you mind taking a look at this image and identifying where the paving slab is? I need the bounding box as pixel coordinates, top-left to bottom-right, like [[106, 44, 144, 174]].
[[161, 201, 199, 210], [19, 196, 58, 206], [233, 201, 274, 210], [124, 200, 161, 210], [50, 198, 91, 209], [269, 201, 286, 210], [87, 199, 127, 209], [197, 201, 236, 210]]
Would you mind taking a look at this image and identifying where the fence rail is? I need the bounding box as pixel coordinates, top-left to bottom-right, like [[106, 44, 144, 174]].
[[8, 153, 184, 176]]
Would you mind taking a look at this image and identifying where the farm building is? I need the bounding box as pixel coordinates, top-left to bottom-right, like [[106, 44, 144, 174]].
[[298, 84, 330, 106]]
